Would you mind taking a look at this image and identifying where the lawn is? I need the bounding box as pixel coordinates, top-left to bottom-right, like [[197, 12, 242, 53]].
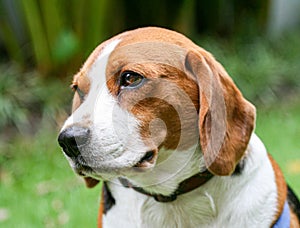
[[256, 98, 300, 194], [0, 99, 299, 227], [0, 127, 100, 227]]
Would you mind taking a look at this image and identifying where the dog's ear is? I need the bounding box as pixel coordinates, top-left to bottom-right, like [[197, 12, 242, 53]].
[[84, 177, 99, 188], [185, 50, 256, 176]]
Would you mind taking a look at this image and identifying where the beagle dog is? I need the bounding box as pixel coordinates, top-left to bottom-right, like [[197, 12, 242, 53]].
[[58, 27, 300, 228]]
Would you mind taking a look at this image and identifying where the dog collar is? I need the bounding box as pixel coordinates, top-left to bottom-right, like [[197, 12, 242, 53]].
[[119, 170, 213, 203], [273, 201, 290, 228]]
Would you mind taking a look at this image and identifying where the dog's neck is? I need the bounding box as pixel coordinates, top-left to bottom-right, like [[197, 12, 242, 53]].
[[104, 134, 278, 227], [119, 169, 213, 202], [123, 145, 207, 196]]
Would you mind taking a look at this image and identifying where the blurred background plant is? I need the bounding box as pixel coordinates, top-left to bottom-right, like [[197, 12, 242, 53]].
[[0, 0, 299, 133], [0, 0, 299, 227]]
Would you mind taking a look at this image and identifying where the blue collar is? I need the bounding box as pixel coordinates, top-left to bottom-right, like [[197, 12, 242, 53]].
[[273, 201, 290, 228]]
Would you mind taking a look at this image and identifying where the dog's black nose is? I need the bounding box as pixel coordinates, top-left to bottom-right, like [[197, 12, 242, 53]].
[[58, 126, 90, 158]]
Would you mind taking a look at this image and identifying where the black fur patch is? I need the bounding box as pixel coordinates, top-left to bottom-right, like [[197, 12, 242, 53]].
[[103, 182, 115, 214], [232, 159, 245, 176], [287, 185, 300, 220]]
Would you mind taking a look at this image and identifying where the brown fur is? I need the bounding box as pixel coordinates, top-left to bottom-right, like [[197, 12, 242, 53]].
[[269, 155, 288, 225], [72, 27, 255, 177], [291, 212, 300, 228], [66, 27, 297, 225], [108, 64, 199, 151], [268, 155, 300, 227], [98, 191, 104, 228], [184, 50, 256, 175]]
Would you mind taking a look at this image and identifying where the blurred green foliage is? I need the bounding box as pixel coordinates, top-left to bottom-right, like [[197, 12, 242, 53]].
[[0, 64, 71, 137], [0, 0, 269, 77], [0, 65, 31, 131], [199, 33, 300, 104], [1, 0, 110, 76], [0, 0, 300, 136], [0, 128, 100, 227], [1, 32, 300, 136], [0, 1, 299, 226]]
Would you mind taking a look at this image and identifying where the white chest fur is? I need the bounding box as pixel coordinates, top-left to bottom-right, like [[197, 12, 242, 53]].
[[103, 134, 278, 228]]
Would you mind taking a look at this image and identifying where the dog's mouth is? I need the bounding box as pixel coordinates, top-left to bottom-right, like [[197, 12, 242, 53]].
[[133, 150, 157, 169], [72, 149, 158, 176], [73, 156, 94, 176]]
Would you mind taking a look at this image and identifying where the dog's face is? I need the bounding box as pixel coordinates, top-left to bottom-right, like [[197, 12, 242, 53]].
[[58, 27, 256, 188]]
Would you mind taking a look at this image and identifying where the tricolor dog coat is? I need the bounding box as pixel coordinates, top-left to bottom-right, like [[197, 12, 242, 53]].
[[58, 27, 300, 228]]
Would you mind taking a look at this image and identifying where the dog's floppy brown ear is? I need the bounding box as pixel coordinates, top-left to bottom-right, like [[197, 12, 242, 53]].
[[84, 177, 99, 188], [185, 50, 256, 176]]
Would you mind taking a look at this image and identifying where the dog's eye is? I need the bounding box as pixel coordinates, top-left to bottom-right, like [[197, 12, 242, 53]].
[[72, 84, 85, 101], [120, 71, 144, 89]]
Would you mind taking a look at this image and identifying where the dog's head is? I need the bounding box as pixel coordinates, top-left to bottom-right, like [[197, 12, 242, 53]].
[[58, 27, 255, 188]]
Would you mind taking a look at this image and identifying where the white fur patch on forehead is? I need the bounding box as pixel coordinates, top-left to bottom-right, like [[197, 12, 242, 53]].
[[88, 39, 121, 86], [61, 36, 151, 170], [77, 39, 120, 128], [102, 39, 121, 56], [61, 39, 121, 131]]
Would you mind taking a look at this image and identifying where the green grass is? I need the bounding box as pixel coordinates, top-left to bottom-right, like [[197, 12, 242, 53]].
[[256, 98, 300, 195], [0, 126, 100, 227], [0, 100, 299, 227]]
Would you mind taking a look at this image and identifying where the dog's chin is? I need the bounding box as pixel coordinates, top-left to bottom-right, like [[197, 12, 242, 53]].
[[71, 149, 158, 180]]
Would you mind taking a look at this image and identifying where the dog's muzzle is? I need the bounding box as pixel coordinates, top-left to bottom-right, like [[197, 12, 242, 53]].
[[58, 124, 158, 175], [58, 126, 90, 158]]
